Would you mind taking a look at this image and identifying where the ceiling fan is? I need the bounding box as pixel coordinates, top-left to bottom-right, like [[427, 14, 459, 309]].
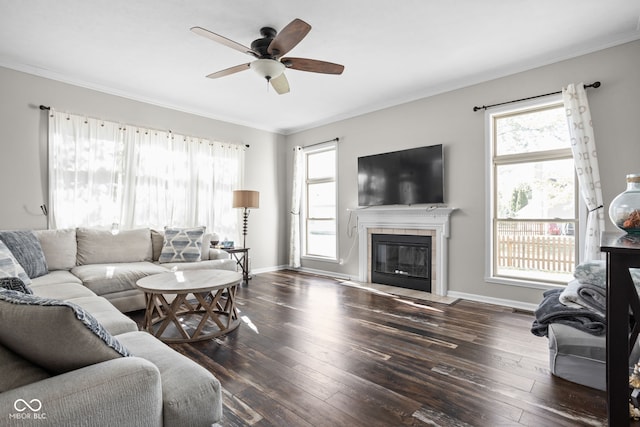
[[190, 18, 344, 94]]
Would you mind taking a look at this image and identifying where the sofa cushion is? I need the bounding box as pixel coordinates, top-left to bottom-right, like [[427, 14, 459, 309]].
[[66, 296, 138, 335], [0, 240, 31, 285], [0, 230, 48, 279], [0, 342, 50, 392], [159, 226, 206, 263], [71, 262, 168, 295], [0, 276, 32, 294], [117, 331, 223, 425], [33, 228, 77, 270], [76, 227, 152, 265], [0, 289, 130, 374], [30, 270, 83, 287], [31, 281, 96, 300]]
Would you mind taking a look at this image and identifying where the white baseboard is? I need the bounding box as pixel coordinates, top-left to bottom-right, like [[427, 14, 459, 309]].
[[250, 265, 288, 275], [446, 291, 538, 312], [289, 266, 353, 281]]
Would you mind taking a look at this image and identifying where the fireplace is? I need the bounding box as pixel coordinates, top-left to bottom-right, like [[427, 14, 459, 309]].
[[356, 206, 455, 296], [371, 234, 431, 292]]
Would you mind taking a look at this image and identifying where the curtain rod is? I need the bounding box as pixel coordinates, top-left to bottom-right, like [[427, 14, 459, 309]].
[[298, 137, 339, 150], [472, 81, 601, 112], [39, 105, 249, 148]]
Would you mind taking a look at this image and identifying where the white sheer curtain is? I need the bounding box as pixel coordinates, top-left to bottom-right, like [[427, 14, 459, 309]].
[[563, 83, 604, 261], [49, 111, 123, 228], [289, 146, 303, 267], [210, 142, 245, 243], [49, 110, 244, 238]]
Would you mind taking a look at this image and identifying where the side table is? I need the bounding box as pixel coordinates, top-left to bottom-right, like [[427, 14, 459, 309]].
[[223, 247, 250, 283], [600, 232, 640, 426]]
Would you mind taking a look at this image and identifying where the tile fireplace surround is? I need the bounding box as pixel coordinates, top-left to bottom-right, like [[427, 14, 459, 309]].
[[356, 206, 456, 296]]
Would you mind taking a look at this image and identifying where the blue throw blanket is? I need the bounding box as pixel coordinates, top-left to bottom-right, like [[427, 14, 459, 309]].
[[531, 288, 606, 337]]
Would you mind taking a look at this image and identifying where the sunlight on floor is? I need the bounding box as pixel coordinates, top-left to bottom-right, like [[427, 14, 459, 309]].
[[240, 314, 259, 334]]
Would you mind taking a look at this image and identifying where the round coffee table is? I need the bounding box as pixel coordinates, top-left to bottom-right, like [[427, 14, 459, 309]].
[[136, 269, 243, 343]]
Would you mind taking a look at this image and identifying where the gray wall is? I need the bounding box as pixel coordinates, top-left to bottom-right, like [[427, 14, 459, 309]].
[[2, 40, 639, 307], [286, 40, 640, 307], [0, 66, 287, 271]]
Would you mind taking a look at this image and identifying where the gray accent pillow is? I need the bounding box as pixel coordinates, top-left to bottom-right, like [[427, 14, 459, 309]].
[[159, 226, 206, 263], [0, 240, 31, 285], [0, 289, 130, 374], [0, 230, 48, 278], [0, 277, 32, 294]]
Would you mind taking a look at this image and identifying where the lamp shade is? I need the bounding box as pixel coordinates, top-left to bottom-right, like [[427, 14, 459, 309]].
[[250, 59, 285, 80], [232, 190, 260, 209]]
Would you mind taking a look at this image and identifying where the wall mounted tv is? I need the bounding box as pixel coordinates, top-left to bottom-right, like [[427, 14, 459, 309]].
[[358, 144, 444, 207]]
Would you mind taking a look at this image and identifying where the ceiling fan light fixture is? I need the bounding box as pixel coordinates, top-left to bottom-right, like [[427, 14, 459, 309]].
[[250, 58, 285, 81]]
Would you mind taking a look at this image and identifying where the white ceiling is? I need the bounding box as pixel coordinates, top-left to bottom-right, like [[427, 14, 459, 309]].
[[1, 1, 639, 134]]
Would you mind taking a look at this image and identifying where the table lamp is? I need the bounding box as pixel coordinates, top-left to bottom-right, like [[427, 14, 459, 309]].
[[232, 190, 260, 248]]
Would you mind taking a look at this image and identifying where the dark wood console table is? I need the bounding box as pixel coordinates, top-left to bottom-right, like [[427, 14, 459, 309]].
[[600, 232, 640, 426]]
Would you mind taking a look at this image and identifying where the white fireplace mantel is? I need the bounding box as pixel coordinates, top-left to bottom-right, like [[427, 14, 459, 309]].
[[356, 206, 456, 296]]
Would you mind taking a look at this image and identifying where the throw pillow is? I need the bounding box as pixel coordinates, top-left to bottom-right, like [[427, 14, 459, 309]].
[[150, 229, 164, 261], [0, 230, 48, 278], [33, 228, 77, 271], [0, 289, 130, 374], [0, 277, 32, 294], [0, 240, 31, 286], [159, 226, 206, 263]]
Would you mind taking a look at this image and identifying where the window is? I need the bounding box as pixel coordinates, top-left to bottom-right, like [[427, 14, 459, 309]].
[[487, 99, 578, 286], [302, 143, 337, 260], [48, 110, 243, 241]]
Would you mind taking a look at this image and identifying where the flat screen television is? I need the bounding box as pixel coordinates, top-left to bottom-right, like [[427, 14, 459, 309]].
[[358, 144, 444, 207]]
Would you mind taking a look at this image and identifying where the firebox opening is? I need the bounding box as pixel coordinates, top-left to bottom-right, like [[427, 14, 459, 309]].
[[371, 233, 431, 292]]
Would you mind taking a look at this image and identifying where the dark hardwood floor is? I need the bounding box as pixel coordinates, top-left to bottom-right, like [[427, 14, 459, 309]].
[[131, 270, 611, 426]]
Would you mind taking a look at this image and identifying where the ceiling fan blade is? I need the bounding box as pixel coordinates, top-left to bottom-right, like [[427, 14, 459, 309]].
[[270, 73, 290, 95], [191, 26, 258, 58], [206, 63, 251, 79], [281, 57, 344, 75], [267, 19, 311, 57]]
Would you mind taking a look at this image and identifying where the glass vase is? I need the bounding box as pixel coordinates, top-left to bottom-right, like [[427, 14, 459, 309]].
[[609, 174, 640, 234]]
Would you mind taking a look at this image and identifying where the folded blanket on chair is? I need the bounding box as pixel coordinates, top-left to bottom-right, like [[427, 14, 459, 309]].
[[577, 282, 606, 315], [558, 279, 606, 316], [531, 288, 606, 337], [558, 279, 586, 310]]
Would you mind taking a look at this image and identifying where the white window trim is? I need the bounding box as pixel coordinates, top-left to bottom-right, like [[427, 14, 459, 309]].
[[484, 95, 585, 290], [301, 141, 339, 262]]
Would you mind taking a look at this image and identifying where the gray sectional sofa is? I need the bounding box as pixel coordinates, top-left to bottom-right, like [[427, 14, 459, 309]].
[[0, 227, 237, 426]]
